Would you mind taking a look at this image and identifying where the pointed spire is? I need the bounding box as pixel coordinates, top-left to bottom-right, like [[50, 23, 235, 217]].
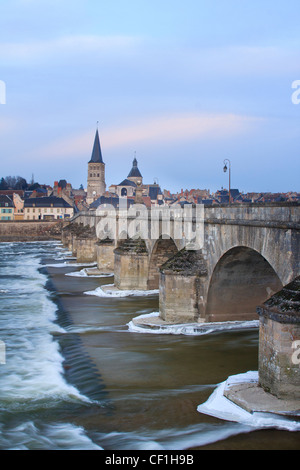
[[89, 127, 104, 164]]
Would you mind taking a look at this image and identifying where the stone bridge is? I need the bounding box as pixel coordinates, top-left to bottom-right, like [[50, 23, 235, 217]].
[[62, 202, 300, 324]]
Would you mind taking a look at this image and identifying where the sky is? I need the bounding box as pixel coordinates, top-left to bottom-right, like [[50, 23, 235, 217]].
[[0, 0, 299, 194]]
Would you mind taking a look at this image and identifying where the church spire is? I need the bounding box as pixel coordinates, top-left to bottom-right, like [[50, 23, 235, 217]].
[[87, 126, 106, 204], [89, 128, 104, 164]]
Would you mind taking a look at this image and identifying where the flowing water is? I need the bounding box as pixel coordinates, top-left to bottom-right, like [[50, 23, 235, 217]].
[[0, 241, 299, 450]]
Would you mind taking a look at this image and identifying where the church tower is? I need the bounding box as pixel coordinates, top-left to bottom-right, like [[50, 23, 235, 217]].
[[87, 128, 106, 205], [127, 157, 143, 186]]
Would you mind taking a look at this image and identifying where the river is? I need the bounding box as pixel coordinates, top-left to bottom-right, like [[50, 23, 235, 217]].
[[0, 240, 299, 450]]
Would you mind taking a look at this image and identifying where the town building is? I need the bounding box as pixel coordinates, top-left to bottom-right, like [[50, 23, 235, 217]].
[[108, 157, 142, 198], [24, 196, 74, 220], [13, 193, 24, 220], [108, 158, 164, 206], [0, 195, 14, 220]]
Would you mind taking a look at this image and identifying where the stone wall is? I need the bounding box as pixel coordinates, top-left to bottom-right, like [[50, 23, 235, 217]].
[[0, 220, 62, 242], [114, 239, 149, 290], [159, 249, 208, 323], [75, 237, 97, 263], [159, 272, 200, 323], [61, 223, 98, 261], [96, 240, 115, 272], [257, 277, 300, 399]]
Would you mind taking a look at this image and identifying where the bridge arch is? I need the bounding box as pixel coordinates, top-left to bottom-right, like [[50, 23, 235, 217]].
[[205, 246, 283, 322], [148, 236, 178, 290]]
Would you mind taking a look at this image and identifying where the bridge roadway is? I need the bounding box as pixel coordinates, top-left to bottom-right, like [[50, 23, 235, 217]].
[[62, 202, 300, 324]]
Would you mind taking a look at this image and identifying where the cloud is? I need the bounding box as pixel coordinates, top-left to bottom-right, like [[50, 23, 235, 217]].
[[36, 112, 261, 160], [0, 34, 139, 65]]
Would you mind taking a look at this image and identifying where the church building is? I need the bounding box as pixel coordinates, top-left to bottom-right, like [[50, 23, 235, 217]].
[[86, 129, 163, 208], [86, 129, 106, 205], [109, 157, 143, 198]]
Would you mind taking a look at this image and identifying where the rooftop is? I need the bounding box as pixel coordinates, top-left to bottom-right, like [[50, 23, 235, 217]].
[[24, 196, 73, 208], [88, 129, 104, 164], [0, 195, 14, 207], [127, 158, 142, 179]]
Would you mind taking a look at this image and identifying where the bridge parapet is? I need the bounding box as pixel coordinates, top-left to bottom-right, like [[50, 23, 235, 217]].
[[204, 203, 300, 228]]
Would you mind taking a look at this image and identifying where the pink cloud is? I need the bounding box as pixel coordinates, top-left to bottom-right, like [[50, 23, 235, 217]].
[[37, 112, 261, 160]]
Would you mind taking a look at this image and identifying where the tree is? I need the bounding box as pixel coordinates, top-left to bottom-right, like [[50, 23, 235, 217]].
[[0, 177, 9, 190], [14, 176, 28, 190], [3, 175, 29, 190], [5, 176, 17, 189]]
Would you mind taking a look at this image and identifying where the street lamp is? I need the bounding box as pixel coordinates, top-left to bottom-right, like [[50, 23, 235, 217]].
[[223, 159, 231, 204]]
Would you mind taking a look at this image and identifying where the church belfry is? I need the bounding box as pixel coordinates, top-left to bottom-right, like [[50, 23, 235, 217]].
[[87, 128, 106, 204], [127, 156, 143, 185]]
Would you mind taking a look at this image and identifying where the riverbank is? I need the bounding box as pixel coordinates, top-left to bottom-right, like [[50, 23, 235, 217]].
[[0, 220, 64, 242]]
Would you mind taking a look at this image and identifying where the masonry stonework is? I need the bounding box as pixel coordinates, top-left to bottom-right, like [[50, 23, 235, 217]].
[[114, 239, 149, 290], [96, 240, 115, 272], [257, 277, 300, 399], [62, 203, 299, 324]]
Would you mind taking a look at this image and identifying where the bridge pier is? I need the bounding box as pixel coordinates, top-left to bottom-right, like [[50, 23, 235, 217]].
[[114, 239, 149, 290], [61, 223, 98, 262], [96, 239, 115, 273], [113, 237, 179, 291], [159, 250, 208, 323], [61, 223, 78, 252], [257, 276, 300, 399], [74, 236, 97, 263]]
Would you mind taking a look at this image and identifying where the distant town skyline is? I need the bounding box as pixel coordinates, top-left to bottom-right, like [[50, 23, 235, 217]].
[[0, 0, 299, 194]]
